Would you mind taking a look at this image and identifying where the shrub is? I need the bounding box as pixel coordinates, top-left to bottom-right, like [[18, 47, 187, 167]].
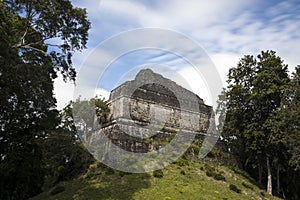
[[205, 165, 215, 177], [153, 169, 164, 178], [105, 168, 115, 175], [206, 171, 226, 181], [174, 158, 187, 167], [213, 173, 226, 181], [204, 165, 226, 181], [50, 185, 65, 195], [119, 171, 131, 177], [229, 184, 241, 193], [242, 182, 253, 190], [206, 170, 214, 177], [182, 144, 200, 160], [180, 170, 186, 175]]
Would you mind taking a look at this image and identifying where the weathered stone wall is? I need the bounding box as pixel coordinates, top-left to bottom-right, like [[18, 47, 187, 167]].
[[91, 69, 213, 154]]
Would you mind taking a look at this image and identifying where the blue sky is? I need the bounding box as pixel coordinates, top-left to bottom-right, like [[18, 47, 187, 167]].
[[54, 0, 300, 109]]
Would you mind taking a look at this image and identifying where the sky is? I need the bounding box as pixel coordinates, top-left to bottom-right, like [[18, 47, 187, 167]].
[[54, 0, 300, 109]]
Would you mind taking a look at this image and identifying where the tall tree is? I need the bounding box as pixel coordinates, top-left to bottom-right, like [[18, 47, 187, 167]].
[[249, 51, 289, 195], [267, 66, 300, 198], [222, 55, 256, 170], [71, 96, 111, 144], [41, 104, 94, 189], [282, 66, 300, 171], [221, 51, 289, 195], [0, 1, 90, 199]]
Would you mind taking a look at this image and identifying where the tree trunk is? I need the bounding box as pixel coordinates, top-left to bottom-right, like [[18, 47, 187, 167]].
[[258, 164, 263, 184], [267, 157, 272, 195], [277, 166, 280, 195]]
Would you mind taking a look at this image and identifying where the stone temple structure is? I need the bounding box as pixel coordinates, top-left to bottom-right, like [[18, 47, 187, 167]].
[[90, 69, 213, 155]]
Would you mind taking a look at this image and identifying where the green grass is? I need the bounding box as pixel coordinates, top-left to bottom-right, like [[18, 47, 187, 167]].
[[31, 161, 280, 200]]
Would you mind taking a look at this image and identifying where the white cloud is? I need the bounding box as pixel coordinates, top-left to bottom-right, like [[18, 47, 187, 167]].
[[95, 88, 110, 100], [53, 74, 75, 110], [177, 67, 213, 106], [210, 53, 241, 84], [54, 74, 110, 110], [59, 0, 300, 110]]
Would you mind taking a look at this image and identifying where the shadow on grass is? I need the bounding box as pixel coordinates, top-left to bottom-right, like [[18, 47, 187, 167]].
[[31, 162, 152, 200], [229, 167, 265, 190], [75, 172, 151, 199]]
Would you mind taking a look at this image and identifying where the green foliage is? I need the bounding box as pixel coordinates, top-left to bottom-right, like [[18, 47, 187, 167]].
[[174, 158, 188, 167], [119, 171, 132, 177], [182, 143, 200, 160], [213, 173, 226, 181], [205, 166, 226, 181], [218, 50, 300, 196], [32, 161, 277, 200], [40, 129, 94, 189], [2, 0, 90, 81], [205, 170, 214, 177], [153, 169, 164, 178], [204, 164, 223, 180], [105, 168, 116, 175], [0, 1, 90, 199], [71, 97, 110, 143], [229, 184, 241, 193], [242, 182, 253, 190], [274, 66, 300, 171], [161, 125, 167, 132]]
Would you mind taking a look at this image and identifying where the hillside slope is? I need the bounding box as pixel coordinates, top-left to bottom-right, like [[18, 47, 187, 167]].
[[31, 160, 280, 200]]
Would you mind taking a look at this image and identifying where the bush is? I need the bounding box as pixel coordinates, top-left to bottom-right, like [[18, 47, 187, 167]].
[[205, 164, 215, 175], [50, 185, 65, 195], [180, 170, 186, 175], [206, 171, 226, 181], [153, 169, 164, 178], [229, 184, 241, 193], [206, 170, 214, 177], [174, 158, 187, 167], [242, 182, 253, 190], [105, 167, 115, 175], [182, 144, 200, 160], [213, 173, 226, 181], [119, 171, 131, 177], [205, 165, 226, 181]]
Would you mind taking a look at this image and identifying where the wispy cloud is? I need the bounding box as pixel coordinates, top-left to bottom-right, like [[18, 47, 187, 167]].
[[54, 0, 300, 109]]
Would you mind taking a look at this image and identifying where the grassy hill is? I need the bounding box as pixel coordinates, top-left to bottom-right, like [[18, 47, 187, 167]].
[[31, 159, 280, 200]]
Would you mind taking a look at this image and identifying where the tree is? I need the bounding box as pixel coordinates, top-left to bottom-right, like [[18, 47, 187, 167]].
[[266, 66, 300, 199], [71, 96, 111, 144], [0, 1, 90, 199], [282, 66, 300, 171], [221, 55, 257, 170], [39, 97, 109, 189], [221, 51, 290, 195], [40, 105, 94, 189]]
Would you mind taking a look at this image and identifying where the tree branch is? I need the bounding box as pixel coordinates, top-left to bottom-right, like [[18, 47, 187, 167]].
[[24, 45, 46, 54]]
